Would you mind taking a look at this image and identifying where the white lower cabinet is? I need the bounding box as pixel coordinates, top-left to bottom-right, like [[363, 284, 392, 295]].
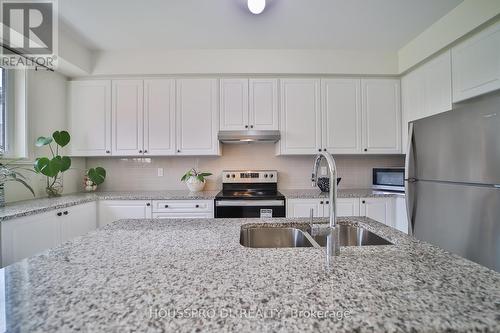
[[60, 202, 97, 243], [287, 199, 324, 218], [287, 197, 406, 231], [334, 198, 361, 217], [98, 200, 152, 227], [287, 198, 359, 218], [360, 197, 395, 227], [394, 197, 409, 234], [1, 202, 97, 267], [152, 200, 214, 218]]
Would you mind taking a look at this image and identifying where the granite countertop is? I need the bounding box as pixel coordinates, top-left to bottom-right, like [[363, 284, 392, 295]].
[[4, 216, 499, 332], [281, 188, 405, 199], [0, 189, 402, 222], [0, 190, 220, 222]]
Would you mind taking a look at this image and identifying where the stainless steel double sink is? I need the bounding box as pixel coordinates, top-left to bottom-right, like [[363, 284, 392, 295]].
[[240, 224, 393, 248]]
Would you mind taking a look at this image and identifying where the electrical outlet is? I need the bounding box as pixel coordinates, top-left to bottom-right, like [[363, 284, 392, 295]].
[[320, 166, 327, 176], [157, 168, 164, 177]]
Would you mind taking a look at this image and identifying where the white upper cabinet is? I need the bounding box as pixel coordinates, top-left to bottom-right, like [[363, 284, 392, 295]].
[[249, 79, 279, 130], [68, 80, 111, 156], [322, 78, 362, 154], [361, 78, 401, 154], [112, 79, 144, 156], [220, 79, 249, 130], [144, 79, 176, 155], [452, 22, 500, 103], [424, 51, 452, 115], [220, 78, 279, 131], [401, 51, 452, 154], [176, 78, 220, 155], [279, 79, 321, 155]]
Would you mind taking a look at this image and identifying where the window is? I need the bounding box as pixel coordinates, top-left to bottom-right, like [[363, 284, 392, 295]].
[[0, 67, 27, 159]]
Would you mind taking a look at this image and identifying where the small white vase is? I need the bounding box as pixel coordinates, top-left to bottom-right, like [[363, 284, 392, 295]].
[[186, 177, 206, 192]]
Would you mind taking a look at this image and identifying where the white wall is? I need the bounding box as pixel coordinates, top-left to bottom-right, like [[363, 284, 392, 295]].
[[91, 49, 398, 76], [398, 0, 500, 73], [87, 144, 404, 191], [5, 70, 85, 203]]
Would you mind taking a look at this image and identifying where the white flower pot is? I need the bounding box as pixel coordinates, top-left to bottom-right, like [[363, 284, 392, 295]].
[[186, 177, 206, 192]]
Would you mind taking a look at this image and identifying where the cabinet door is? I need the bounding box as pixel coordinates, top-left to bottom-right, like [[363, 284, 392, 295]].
[[424, 51, 452, 117], [68, 80, 111, 156], [1, 211, 60, 266], [112, 80, 144, 156], [287, 199, 323, 218], [401, 68, 424, 155], [361, 79, 401, 154], [144, 79, 176, 155], [360, 197, 394, 226], [220, 79, 249, 130], [333, 198, 360, 217], [249, 79, 279, 130], [322, 79, 362, 154], [394, 197, 409, 234], [98, 200, 152, 227], [60, 202, 97, 243], [452, 22, 500, 102], [176, 79, 220, 155], [279, 79, 321, 155]]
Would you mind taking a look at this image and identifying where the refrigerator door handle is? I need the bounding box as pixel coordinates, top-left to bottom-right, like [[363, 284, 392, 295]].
[[405, 123, 416, 235]]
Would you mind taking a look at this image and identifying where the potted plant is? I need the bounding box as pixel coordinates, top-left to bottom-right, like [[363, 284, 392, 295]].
[[181, 168, 212, 192], [0, 150, 35, 206], [33, 130, 72, 197], [84, 167, 107, 192]]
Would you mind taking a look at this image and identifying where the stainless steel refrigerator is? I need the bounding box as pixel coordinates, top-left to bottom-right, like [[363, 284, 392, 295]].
[[405, 92, 500, 272]]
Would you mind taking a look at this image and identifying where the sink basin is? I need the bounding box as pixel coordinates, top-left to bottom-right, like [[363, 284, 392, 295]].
[[240, 227, 316, 248], [311, 225, 393, 247], [240, 225, 393, 248]]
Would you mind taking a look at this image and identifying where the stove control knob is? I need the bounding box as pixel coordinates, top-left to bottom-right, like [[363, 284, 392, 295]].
[[264, 174, 268, 178], [231, 174, 236, 178], [226, 174, 230, 178], [270, 174, 274, 178]]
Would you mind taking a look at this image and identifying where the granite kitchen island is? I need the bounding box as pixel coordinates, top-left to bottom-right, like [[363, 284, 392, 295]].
[[3, 217, 500, 332]]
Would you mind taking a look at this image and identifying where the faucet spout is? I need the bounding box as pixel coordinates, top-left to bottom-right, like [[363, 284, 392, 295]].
[[311, 151, 338, 229]]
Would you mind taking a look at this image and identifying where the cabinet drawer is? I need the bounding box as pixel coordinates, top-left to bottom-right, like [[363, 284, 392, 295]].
[[152, 212, 213, 219], [152, 200, 213, 213]]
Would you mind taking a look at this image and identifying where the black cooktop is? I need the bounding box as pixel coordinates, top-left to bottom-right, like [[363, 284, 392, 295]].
[[215, 189, 285, 200]]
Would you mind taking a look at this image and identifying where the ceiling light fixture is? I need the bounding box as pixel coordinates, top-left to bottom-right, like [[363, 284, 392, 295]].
[[248, 0, 266, 14]]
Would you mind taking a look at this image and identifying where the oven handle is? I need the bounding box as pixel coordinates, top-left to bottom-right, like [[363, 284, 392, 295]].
[[215, 200, 285, 207]]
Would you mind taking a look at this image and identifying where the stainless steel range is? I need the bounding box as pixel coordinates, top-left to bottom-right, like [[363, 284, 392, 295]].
[[214, 170, 286, 218]]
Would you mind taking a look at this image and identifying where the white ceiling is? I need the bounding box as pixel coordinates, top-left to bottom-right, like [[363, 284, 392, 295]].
[[59, 0, 463, 51]]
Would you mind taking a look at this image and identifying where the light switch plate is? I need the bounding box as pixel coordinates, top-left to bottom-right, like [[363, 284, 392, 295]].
[[157, 168, 164, 177]]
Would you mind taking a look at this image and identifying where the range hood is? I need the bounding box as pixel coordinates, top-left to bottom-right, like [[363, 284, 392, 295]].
[[218, 130, 281, 143]]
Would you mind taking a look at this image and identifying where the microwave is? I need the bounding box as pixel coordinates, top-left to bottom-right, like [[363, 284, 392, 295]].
[[372, 168, 405, 192]]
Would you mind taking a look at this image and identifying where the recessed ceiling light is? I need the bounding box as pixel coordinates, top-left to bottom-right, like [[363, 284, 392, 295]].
[[248, 0, 266, 14]]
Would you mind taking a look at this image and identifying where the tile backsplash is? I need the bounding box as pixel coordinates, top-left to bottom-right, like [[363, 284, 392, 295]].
[[87, 144, 404, 191]]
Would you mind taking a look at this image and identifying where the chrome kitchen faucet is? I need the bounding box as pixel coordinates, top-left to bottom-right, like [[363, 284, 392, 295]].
[[311, 151, 340, 257]]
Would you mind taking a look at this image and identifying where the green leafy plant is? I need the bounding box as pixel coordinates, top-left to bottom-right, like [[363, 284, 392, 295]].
[[86, 167, 106, 185], [180, 168, 212, 183], [34, 130, 71, 197], [0, 150, 35, 201]]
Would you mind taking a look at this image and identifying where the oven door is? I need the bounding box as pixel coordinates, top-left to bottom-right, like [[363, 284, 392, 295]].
[[215, 199, 286, 218]]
